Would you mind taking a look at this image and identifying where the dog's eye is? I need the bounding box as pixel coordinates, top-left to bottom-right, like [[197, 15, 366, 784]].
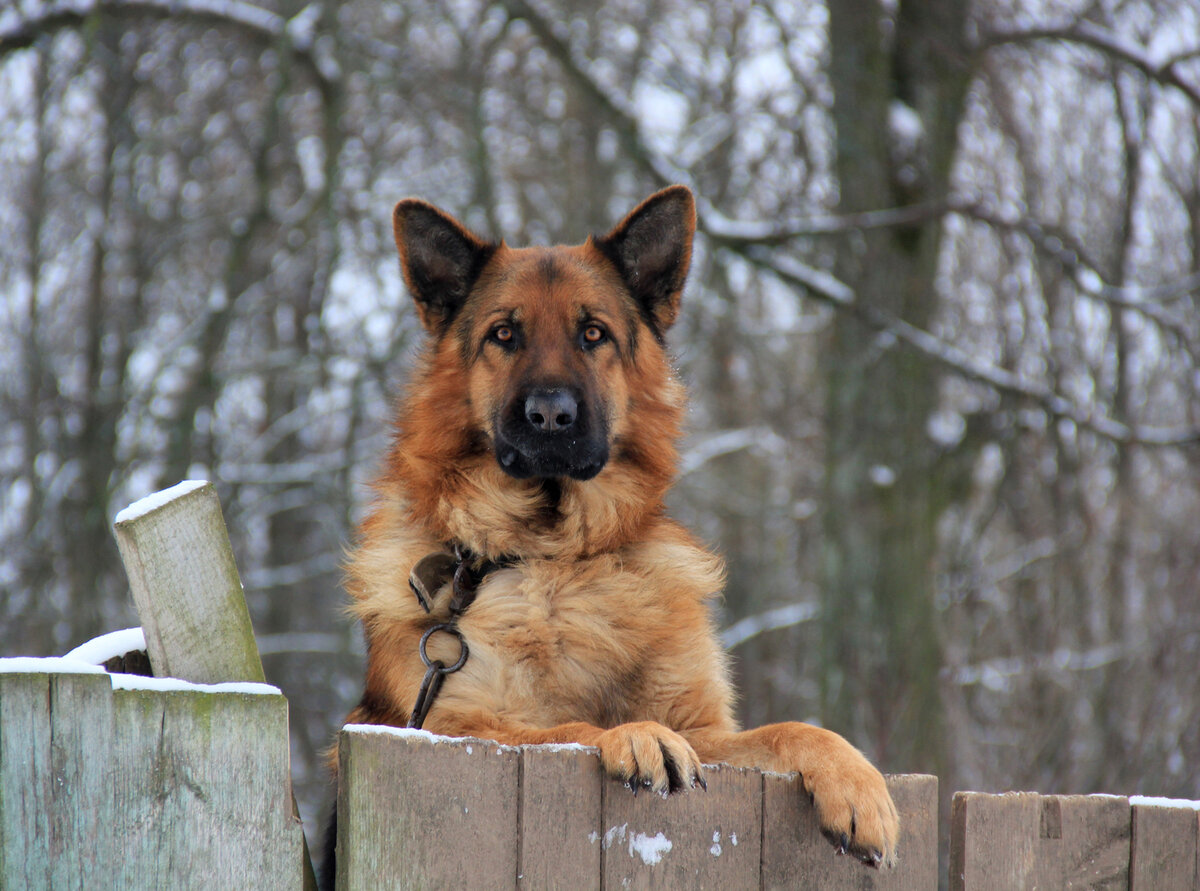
[[581, 324, 607, 347], [490, 325, 516, 347]]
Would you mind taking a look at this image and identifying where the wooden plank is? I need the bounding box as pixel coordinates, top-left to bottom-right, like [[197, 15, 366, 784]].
[[337, 727, 521, 889], [518, 744, 603, 888], [113, 480, 265, 685], [949, 791, 1040, 891], [0, 672, 54, 889], [1130, 802, 1198, 890], [1035, 794, 1129, 889], [600, 761, 761, 890], [762, 773, 937, 890], [112, 684, 302, 889], [47, 672, 116, 889], [113, 481, 315, 889]]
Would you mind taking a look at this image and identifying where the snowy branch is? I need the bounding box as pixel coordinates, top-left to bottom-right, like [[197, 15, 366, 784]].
[[944, 642, 1129, 689], [720, 601, 819, 650], [678, 427, 788, 476], [0, 0, 340, 86], [981, 21, 1200, 106]]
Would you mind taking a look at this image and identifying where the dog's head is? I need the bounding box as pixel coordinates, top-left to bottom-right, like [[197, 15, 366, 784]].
[[392, 186, 695, 483]]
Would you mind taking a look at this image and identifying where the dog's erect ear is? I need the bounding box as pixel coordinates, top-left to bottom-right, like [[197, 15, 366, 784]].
[[593, 185, 696, 336], [393, 200, 496, 332]]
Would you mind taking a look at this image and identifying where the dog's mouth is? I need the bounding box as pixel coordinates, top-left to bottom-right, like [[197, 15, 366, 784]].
[[494, 437, 608, 481]]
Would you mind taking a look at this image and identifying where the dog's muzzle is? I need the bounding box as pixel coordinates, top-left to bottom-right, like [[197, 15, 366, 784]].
[[494, 387, 608, 480]]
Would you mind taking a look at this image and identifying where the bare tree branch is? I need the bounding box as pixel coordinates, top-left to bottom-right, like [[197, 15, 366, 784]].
[[958, 204, 1198, 343], [721, 601, 819, 650], [981, 21, 1200, 106]]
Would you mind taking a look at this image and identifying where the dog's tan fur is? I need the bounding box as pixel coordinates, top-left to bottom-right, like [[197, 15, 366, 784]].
[[339, 186, 899, 866]]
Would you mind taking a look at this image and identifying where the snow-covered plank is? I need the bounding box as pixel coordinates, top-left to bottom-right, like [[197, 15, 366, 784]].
[[1130, 800, 1199, 890], [113, 480, 265, 685], [600, 761, 761, 890], [950, 791, 1040, 891], [518, 743, 603, 887], [763, 772, 936, 890], [336, 727, 521, 889], [1036, 794, 1130, 888]]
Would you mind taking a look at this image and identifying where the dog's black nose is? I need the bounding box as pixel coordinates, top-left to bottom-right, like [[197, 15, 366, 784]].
[[525, 389, 577, 432]]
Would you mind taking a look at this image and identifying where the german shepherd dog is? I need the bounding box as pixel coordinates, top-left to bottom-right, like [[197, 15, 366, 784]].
[[325, 187, 898, 881]]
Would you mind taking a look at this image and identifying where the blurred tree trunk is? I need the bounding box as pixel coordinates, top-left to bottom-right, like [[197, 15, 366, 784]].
[[820, 0, 969, 777]]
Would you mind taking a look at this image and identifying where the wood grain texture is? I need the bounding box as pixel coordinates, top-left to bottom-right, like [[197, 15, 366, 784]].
[[950, 791, 1040, 891], [518, 745, 603, 889], [600, 761, 762, 890], [113, 481, 265, 685], [1130, 802, 1198, 890], [763, 773, 937, 891], [0, 672, 118, 887], [0, 670, 302, 889], [111, 687, 303, 889], [1036, 794, 1130, 889], [337, 729, 521, 889]]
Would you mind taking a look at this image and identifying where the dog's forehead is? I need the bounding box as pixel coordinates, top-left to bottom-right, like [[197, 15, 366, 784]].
[[484, 245, 627, 319]]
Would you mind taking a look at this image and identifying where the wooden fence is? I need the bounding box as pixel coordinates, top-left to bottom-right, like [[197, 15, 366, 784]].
[[1, 481, 1197, 889], [951, 790, 1199, 890], [0, 665, 303, 888], [334, 726, 938, 889]]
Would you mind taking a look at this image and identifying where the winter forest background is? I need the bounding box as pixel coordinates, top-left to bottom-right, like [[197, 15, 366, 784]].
[[2, 0, 1199, 855]]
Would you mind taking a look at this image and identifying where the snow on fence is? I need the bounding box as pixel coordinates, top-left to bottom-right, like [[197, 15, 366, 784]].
[[1, 481, 1197, 889]]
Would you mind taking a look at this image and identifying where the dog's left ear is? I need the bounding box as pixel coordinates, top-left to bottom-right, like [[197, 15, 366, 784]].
[[593, 185, 695, 336]]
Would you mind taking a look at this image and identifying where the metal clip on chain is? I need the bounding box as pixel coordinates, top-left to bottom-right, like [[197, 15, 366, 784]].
[[407, 623, 469, 730]]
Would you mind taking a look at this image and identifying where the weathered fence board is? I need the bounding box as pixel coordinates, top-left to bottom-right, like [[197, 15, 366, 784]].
[[1037, 794, 1130, 889], [950, 791, 1040, 890], [952, 791, 1200, 890], [337, 728, 521, 889], [336, 725, 939, 890], [0, 669, 115, 888], [113, 480, 265, 685], [763, 770, 938, 890], [601, 761, 762, 889], [0, 666, 303, 890], [518, 744, 603, 888], [1130, 801, 1199, 890]]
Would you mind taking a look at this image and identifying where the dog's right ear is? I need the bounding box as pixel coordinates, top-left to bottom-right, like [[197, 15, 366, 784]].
[[393, 200, 496, 333]]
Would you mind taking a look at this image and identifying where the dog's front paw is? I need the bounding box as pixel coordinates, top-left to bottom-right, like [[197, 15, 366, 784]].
[[795, 728, 898, 867], [596, 721, 706, 795]]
